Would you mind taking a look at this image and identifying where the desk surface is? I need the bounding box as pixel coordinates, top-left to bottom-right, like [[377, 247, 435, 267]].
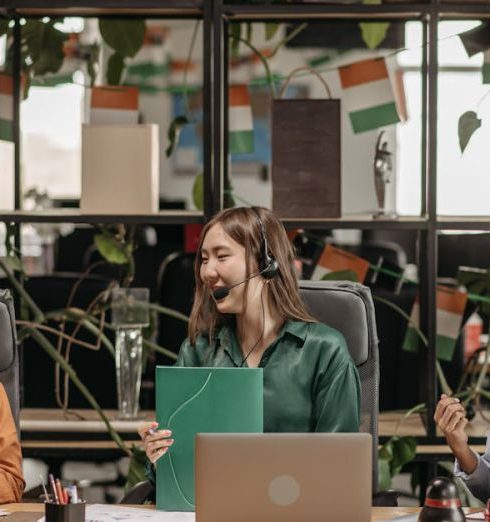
[[379, 410, 490, 439], [1, 503, 459, 521], [20, 409, 153, 434], [19, 409, 490, 458], [21, 408, 490, 437]]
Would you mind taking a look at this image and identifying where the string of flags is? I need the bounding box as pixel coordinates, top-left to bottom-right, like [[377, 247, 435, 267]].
[[0, 74, 14, 142], [338, 57, 402, 134], [0, 51, 406, 145], [287, 229, 489, 362], [403, 286, 468, 362], [229, 84, 255, 155], [89, 86, 139, 125], [311, 244, 370, 283]]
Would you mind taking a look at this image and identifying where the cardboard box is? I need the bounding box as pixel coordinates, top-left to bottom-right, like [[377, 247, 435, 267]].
[[81, 124, 159, 214]]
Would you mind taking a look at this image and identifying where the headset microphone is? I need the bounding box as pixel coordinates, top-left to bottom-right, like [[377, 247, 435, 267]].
[[212, 272, 260, 301]]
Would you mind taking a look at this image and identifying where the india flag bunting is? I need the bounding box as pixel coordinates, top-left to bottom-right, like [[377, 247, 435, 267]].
[[403, 285, 468, 362], [0, 74, 14, 142], [229, 84, 254, 154], [483, 49, 490, 84], [90, 86, 139, 125], [338, 58, 400, 134], [312, 244, 370, 283]]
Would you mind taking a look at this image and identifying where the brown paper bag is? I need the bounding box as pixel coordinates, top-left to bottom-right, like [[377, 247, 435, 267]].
[[272, 67, 341, 219]]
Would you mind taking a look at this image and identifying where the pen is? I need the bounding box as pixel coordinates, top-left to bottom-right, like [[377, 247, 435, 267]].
[[55, 479, 65, 505], [48, 474, 59, 504]]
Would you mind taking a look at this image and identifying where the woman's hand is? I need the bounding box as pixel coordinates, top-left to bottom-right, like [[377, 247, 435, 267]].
[[434, 394, 468, 449], [434, 394, 477, 475], [138, 421, 174, 464]]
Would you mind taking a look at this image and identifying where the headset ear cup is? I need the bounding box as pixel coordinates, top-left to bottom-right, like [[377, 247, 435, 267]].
[[261, 256, 279, 279]]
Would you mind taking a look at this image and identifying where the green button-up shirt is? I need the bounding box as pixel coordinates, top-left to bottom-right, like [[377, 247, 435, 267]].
[[175, 320, 361, 433]]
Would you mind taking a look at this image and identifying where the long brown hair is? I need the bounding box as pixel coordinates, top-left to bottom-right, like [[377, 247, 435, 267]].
[[188, 206, 316, 344]]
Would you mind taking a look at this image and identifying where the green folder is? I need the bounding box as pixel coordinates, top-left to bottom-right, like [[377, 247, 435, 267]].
[[155, 366, 263, 511]]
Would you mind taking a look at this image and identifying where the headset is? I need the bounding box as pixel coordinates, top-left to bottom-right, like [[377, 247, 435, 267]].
[[251, 207, 279, 280]]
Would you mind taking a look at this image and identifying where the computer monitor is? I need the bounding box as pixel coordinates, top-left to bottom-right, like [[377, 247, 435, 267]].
[[195, 433, 372, 522]]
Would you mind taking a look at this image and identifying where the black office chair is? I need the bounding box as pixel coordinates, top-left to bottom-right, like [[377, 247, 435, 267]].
[[298, 282, 380, 485], [0, 289, 20, 431]]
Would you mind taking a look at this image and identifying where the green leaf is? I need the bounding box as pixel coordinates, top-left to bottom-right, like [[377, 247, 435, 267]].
[[378, 458, 392, 491], [265, 22, 279, 41], [459, 111, 482, 154], [107, 52, 125, 85], [246, 22, 253, 45], [166, 115, 190, 157], [0, 19, 9, 37], [390, 436, 417, 476], [321, 269, 359, 282], [87, 43, 100, 87], [378, 440, 393, 462], [359, 22, 390, 49], [457, 266, 490, 316], [23, 19, 68, 76], [229, 23, 241, 58], [125, 445, 148, 491], [99, 19, 145, 58], [94, 234, 129, 265], [4, 255, 23, 273], [192, 173, 204, 211], [360, 0, 390, 50]]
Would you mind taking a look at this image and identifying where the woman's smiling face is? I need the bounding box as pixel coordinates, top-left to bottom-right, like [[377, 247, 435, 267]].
[[200, 223, 260, 314]]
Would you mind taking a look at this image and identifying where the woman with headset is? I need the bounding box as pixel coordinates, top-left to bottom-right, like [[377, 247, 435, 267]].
[[138, 206, 360, 465]]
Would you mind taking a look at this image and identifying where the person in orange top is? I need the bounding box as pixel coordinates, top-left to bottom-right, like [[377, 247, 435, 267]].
[[0, 384, 24, 503]]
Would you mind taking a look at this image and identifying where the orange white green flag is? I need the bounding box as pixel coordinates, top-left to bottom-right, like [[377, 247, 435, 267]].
[[483, 49, 490, 84], [0, 74, 14, 142], [229, 84, 254, 154], [403, 285, 468, 362], [338, 57, 400, 134], [89, 86, 139, 124], [312, 244, 370, 283]]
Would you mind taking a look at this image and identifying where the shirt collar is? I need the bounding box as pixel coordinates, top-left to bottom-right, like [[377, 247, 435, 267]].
[[216, 325, 243, 366], [281, 320, 308, 347]]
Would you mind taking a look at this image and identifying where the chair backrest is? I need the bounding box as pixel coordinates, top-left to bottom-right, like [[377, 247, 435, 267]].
[[299, 280, 380, 490], [0, 289, 20, 431]]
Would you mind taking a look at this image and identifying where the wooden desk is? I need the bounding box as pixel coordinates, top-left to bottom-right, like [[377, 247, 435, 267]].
[[20, 409, 150, 476], [19, 409, 490, 466], [2, 503, 462, 521], [379, 410, 490, 440], [20, 408, 153, 437]]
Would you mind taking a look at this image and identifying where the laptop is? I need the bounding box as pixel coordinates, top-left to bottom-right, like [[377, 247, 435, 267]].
[[195, 432, 372, 522]]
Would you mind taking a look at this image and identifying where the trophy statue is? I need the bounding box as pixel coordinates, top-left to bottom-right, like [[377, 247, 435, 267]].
[[373, 130, 395, 219]]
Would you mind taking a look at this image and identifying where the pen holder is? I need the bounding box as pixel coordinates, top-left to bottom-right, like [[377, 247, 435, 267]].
[[45, 502, 86, 522]]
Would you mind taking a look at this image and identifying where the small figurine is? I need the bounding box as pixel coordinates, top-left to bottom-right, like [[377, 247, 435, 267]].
[[373, 130, 394, 219], [418, 477, 465, 522]]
